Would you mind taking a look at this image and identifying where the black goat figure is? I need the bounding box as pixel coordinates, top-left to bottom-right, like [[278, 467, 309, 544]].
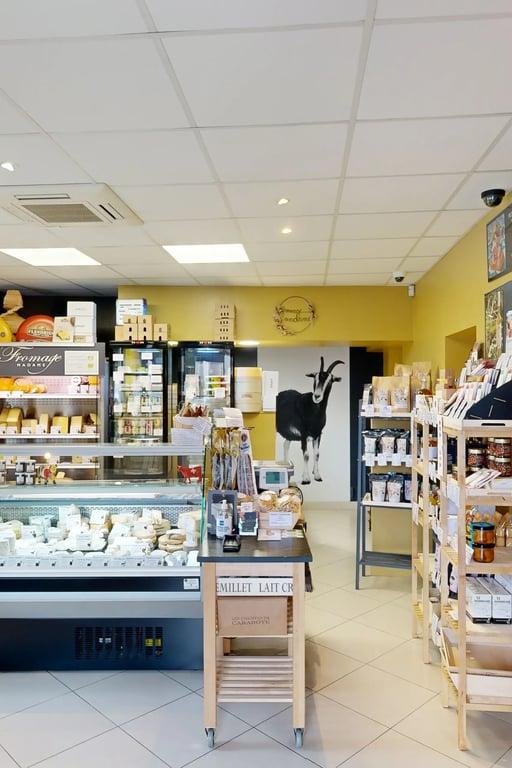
[[276, 357, 344, 485]]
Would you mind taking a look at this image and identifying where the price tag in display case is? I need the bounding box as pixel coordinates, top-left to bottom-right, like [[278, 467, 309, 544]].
[[405, 455, 413, 467], [0, 425, 5, 436], [392, 453, 401, 465], [365, 453, 375, 468], [376, 405, 392, 417], [35, 425, 46, 435], [364, 404, 375, 416], [377, 454, 388, 466]]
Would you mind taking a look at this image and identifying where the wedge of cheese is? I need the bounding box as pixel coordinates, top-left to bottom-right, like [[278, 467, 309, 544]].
[[52, 416, 69, 434], [0, 407, 9, 423], [38, 413, 50, 433], [22, 419, 38, 435], [70, 415, 83, 434], [6, 408, 22, 431]]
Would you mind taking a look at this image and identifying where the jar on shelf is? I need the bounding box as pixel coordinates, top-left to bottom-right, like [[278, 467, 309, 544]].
[[494, 438, 511, 459], [471, 522, 496, 563], [495, 457, 512, 477], [467, 448, 486, 469], [487, 437, 495, 457]]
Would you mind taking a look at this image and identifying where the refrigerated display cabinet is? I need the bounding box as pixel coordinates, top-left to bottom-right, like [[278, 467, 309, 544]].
[[0, 442, 205, 670], [174, 342, 234, 410]]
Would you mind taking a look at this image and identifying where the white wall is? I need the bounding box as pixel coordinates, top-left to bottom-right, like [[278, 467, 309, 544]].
[[258, 346, 350, 503]]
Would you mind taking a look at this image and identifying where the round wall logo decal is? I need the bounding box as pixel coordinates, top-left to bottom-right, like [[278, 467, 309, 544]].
[[273, 295, 316, 336]]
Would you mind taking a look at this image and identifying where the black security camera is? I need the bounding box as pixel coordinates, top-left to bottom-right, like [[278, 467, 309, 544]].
[[392, 271, 405, 283], [481, 189, 506, 208]]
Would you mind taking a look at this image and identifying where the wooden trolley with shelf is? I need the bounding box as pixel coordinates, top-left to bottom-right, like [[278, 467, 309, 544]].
[[199, 535, 312, 749], [439, 419, 512, 750]]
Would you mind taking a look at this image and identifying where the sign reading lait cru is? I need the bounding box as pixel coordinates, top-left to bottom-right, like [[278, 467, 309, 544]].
[[273, 296, 316, 336]]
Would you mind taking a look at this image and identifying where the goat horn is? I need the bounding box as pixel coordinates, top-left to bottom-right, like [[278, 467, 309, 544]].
[[319, 356, 325, 373], [326, 359, 344, 375]]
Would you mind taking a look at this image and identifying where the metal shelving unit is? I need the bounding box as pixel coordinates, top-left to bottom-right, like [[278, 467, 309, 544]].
[[355, 405, 412, 589]]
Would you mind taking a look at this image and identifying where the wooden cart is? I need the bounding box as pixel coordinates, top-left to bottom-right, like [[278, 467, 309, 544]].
[[199, 535, 312, 749]]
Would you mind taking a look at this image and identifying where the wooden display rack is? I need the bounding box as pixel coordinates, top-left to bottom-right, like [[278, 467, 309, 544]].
[[199, 536, 311, 749], [439, 420, 512, 751]]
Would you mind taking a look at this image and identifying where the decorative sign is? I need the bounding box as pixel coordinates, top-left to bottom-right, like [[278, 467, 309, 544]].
[[0, 344, 103, 376], [487, 203, 512, 281], [217, 577, 294, 596], [64, 349, 99, 376], [273, 295, 316, 336]]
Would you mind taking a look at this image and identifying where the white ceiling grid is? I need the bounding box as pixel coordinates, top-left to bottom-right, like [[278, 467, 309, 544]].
[[0, 0, 509, 294]]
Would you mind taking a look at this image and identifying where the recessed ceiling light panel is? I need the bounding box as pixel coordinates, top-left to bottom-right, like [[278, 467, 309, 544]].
[[163, 243, 249, 264], [277, 197, 289, 206], [281, 227, 292, 235], [0, 248, 101, 266], [0, 161, 15, 172]]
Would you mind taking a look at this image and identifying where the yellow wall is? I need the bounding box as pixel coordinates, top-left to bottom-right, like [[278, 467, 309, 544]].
[[408, 193, 512, 374]]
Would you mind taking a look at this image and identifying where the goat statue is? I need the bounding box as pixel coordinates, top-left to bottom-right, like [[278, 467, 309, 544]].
[[276, 357, 344, 485]]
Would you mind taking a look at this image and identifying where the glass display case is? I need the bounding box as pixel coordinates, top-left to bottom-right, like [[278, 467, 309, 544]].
[[0, 443, 205, 671], [109, 341, 170, 477], [175, 341, 234, 410]]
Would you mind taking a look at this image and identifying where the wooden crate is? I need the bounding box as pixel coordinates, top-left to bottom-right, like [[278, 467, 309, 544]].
[[214, 317, 235, 342]]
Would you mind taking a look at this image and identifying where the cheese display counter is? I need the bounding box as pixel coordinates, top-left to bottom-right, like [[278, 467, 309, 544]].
[[0, 443, 205, 671]]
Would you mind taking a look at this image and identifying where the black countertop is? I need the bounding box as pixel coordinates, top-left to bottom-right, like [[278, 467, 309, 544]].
[[198, 533, 312, 563]]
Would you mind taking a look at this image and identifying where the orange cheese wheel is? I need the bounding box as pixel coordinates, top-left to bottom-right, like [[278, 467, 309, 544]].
[[16, 315, 54, 341]]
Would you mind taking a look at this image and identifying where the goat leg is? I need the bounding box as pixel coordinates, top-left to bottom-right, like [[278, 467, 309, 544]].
[[301, 436, 311, 484], [312, 435, 322, 482]]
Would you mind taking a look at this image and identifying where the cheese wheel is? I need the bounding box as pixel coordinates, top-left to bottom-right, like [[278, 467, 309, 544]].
[[16, 315, 54, 341]]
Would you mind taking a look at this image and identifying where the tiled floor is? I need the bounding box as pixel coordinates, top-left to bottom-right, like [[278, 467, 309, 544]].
[[2, 504, 512, 768]]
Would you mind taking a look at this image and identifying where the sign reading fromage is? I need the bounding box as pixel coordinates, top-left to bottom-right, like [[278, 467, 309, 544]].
[[273, 295, 316, 336], [0, 345, 102, 376]]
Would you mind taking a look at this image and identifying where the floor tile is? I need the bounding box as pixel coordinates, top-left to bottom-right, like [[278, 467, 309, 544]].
[[321, 664, 435, 726], [185, 728, 314, 768], [0, 692, 111, 767], [0, 746, 17, 768], [305, 604, 344, 638], [355, 601, 412, 639], [34, 728, 168, 768], [341, 577, 410, 605], [160, 669, 204, 691], [310, 543, 352, 566], [305, 640, 362, 691], [312, 620, 406, 662], [308, 586, 380, 619], [50, 670, 120, 691], [371, 638, 442, 692], [311, 558, 355, 588], [77, 670, 190, 724], [498, 746, 512, 766], [258, 692, 386, 768], [342, 729, 469, 768], [392, 592, 415, 609], [305, 580, 336, 600], [0, 672, 68, 718], [124, 692, 249, 766], [218, 699, 291, 727], [395, 696, 512, 768]]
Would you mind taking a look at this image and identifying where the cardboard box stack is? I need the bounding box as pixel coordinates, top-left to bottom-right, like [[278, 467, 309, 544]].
[[213, 302, 235, 342], [115, 313, 169, 343]]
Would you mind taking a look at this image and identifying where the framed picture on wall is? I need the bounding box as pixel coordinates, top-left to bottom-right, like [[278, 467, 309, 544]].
[[487, 204, 512, 281], [485, 286, 504, 359]]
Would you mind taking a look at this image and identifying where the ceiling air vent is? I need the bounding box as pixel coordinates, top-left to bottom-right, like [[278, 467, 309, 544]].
[[0, 184, 142, 226]]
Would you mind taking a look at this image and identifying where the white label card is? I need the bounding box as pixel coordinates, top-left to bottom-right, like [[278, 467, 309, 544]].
[[64, 350, 99, 376], [112, 353, 123, 362], [184, 578, 200, 590], [392, 453, 401, 465], [365, 454, 375, 467], [141, 352, 152, 360], [50, 426, 61, 434], [364, 405, 375, 416], [268, 511, 293, 528], [377, 454, 387, 466], [35, 425, 46, 435], [405, 455, 413, 467]]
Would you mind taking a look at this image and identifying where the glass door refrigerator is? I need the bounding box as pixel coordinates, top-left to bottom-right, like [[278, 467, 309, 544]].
[[174, 342, 234, 412], [108, 341, 169, 477]]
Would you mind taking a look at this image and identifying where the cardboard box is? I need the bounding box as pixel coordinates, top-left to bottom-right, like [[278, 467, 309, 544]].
[[214, 317, 235, 342], [137, 315, 153, 325], [215, 302, 235, 319], [115, 325, 130, 341], [217, 596, 287, 636], [137, 323, 153, 342], [53, 317, 75, 343], [67, 301, 96, 318], [153, 323, 168, 341]]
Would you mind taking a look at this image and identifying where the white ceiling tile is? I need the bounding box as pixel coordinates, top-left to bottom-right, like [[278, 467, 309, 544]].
[[166, 27, 362, 126], [0, 39, 188, 132], [114, 184, 229, 221], [0, 224, 68, 247], [13, 277, 87, 292], [184, 262, 258, 278], [348, 116, 508, 177], [238, 216, 331, 243], [402, 256, 440, 271], [39, 266, 122, 280], [115, 262, 197, 279], [0, 93, 37, 133], [0, 134, 90, 185], [223, 179, 339, 218], [130, 277, 198, 285], [245, 242, 328, 261], [335, 211, 434, 239], [340, 174, 464, 213], [201, 124, 347, 181], [359, 18, 512, 119], [409, 236, 458, 257], [329, 257, 401, 274], [426, 210, 483, 236], [144, 218, 240, 244], [85, 246, 173, 266], [0, 265, 52, 279], [255, 260, 325, 277], [325, 273, 390, 285], [331, 238, 416, 259], [377, 0, 512, 18], [55, 131, 212, 186], [479, 123, 512, 171], [261, 275, 325, 286], [447, 171, 512, 209], [0, 209, 27, 225], [148, 0, 367, 29], [53, 225, 155, 248], [0, 0, 147, 38], [197, 276, 262, 286], [389, 271, 424, 286]]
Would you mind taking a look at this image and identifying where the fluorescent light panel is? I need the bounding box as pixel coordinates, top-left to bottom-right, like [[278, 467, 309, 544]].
[[163, 243, 249, 264], [0, 248, 100, 266]]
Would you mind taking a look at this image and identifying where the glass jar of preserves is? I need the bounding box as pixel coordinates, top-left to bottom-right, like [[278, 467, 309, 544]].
[[473, 544, 495, 563], [495, 457, 512, 477], [494, 438, 511, 459], [467, 448, 486, 469], [471, 521, 495, 546]]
